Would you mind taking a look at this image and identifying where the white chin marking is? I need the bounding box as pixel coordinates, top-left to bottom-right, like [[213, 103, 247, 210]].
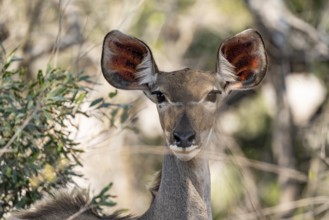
[[169, 145, 201, 161]]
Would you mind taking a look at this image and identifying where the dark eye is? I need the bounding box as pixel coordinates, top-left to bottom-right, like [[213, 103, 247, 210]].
[[205, 91, 221, 103], [152, 91, 166, 103]]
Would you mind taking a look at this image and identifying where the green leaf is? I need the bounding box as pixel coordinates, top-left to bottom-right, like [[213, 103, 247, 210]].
[[108, 90, 118, 98], [79, 75, 91, 82], [102, 201, 116, 206], [48, 96, 66, 102], [98, 102, 111, 109], [120, 107, 129, 123], [75, 93, 86, 104], [99, 182, 113, 196], [37, 70, 44, 85], [49, 86, 66, 97], [89, 97, 103, 107]]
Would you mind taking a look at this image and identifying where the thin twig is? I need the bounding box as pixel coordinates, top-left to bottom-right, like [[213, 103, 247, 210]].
[[233, 196, 329, 220], [217, 154, 308, 182]]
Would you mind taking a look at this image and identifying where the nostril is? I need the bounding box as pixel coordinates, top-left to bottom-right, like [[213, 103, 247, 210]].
[[173, 132, 182, 144], [187, 133, 196, 143], [173, 131, 196, 148]]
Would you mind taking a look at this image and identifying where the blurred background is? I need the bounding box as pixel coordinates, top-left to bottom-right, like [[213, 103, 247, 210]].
[[1, 0, 329, 219]]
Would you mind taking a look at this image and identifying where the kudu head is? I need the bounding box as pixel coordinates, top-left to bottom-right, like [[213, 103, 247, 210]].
[[101, 29, 267, 161]]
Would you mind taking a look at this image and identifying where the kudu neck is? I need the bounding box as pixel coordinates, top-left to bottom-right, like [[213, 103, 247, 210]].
[[141, 150, 212, 220]]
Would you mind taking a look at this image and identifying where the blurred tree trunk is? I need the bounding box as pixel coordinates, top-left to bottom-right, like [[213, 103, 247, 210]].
[[19, 0, 84, 80], [245, 0, 300, 218], [269, 56, 298, 219], [0, 22, 9, 64], [20, 0, 45, 79], [245, 0, 329, 218]]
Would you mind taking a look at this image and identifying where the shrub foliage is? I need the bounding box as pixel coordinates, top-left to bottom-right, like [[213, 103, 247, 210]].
[[0, 55, 126, 218]]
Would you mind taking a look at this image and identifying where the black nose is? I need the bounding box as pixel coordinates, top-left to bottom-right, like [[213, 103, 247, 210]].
[[173, 130, 196, 148]]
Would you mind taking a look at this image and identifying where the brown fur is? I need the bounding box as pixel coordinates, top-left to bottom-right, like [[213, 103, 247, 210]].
[[10, 171, 163, 220], [11, 190, 135, 220]]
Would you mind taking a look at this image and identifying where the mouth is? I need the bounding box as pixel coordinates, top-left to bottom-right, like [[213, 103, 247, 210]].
[[169, 144, 201, 161]]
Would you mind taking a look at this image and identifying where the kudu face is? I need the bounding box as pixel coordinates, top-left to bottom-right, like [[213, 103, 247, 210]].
[[101, 29, 267, 161]]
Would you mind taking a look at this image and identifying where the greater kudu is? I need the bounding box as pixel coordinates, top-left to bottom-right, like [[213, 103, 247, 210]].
[[11, 29, 267, 220]]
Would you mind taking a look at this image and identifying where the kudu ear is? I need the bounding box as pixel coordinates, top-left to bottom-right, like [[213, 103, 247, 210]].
[[217, 29, 267, 92], [101, 30, 158, 90]]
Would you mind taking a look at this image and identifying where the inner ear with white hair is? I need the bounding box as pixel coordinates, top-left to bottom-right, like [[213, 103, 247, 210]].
[[217, 29, 268, 92], [101, 30, 158, 90]]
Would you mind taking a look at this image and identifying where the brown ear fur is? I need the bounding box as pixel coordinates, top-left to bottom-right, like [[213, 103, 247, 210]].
[[217, 29, 267, 91]]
